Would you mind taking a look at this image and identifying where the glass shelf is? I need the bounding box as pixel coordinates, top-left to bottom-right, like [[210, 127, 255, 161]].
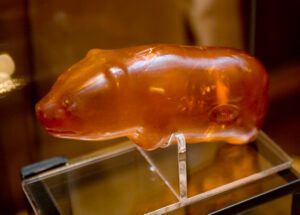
[[22, 131, 292, 215]]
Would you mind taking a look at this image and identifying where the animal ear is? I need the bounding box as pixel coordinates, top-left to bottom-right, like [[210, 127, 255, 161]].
[[86, 49, 101, 57], [209, 104, 240, 124]]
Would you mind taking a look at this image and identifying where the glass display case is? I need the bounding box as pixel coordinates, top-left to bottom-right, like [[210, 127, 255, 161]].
[[22, 131, 293, 214]]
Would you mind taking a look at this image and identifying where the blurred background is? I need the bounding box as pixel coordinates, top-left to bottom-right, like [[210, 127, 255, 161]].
[[0, 0, 299, 214]]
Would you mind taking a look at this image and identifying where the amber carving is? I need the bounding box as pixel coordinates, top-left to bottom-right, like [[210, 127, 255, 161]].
[[36, 44, 268, 150]]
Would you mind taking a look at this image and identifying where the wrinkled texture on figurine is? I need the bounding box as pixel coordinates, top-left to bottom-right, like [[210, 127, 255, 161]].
[[36, 44, 268, 150]]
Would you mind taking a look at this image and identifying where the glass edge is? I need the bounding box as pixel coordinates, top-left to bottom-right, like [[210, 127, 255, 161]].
[[145, 161, 291, 215], [22, 143, 136, 185], [21, 181, 40, 215], [138, 147, 181, 201], [257, 131, 293, 163], [22, 131, 293, 215]]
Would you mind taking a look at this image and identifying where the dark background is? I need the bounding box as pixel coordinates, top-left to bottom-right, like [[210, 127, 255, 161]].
[[0, 0, 299, 214]]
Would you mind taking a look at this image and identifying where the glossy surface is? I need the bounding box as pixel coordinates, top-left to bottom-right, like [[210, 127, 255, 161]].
[[36, 44, 268, 150]]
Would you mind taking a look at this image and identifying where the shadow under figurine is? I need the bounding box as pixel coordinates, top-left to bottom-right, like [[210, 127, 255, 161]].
[[35, 44, 268, 150]]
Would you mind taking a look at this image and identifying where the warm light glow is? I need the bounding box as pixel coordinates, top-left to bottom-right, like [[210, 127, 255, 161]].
[[109, 66, 124, 87], [0, 53, 26, 97], [149, 86, 165, 94], [0, 53, 15, 79], [78, 73, 109, 93], [216, 79, 229, 104]]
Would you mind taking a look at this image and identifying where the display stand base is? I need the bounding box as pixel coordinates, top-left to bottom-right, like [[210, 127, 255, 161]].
[[22, 131, 293, 214], [138, 131, 292, 214]]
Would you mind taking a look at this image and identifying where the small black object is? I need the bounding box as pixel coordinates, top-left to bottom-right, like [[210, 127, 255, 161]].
[[21, 156, 68, 179], [21, 156, 69, 215]]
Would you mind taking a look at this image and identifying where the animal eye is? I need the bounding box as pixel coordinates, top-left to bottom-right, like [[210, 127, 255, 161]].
[[62, 96, 74, 109]]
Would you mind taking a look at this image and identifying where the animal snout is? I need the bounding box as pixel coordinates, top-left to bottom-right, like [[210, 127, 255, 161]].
[[36, 102, 67, 128]]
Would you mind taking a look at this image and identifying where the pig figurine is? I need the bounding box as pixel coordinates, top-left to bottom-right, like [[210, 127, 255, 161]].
[[36, 44, 268, 150]]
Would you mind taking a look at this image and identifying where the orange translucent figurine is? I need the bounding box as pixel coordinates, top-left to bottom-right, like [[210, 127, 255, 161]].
[[36, 44, 268, 150]]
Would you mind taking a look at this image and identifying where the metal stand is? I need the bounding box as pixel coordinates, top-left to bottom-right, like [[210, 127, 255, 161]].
[[175, 133, 188, 200], [137, 133, 188, 201]]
